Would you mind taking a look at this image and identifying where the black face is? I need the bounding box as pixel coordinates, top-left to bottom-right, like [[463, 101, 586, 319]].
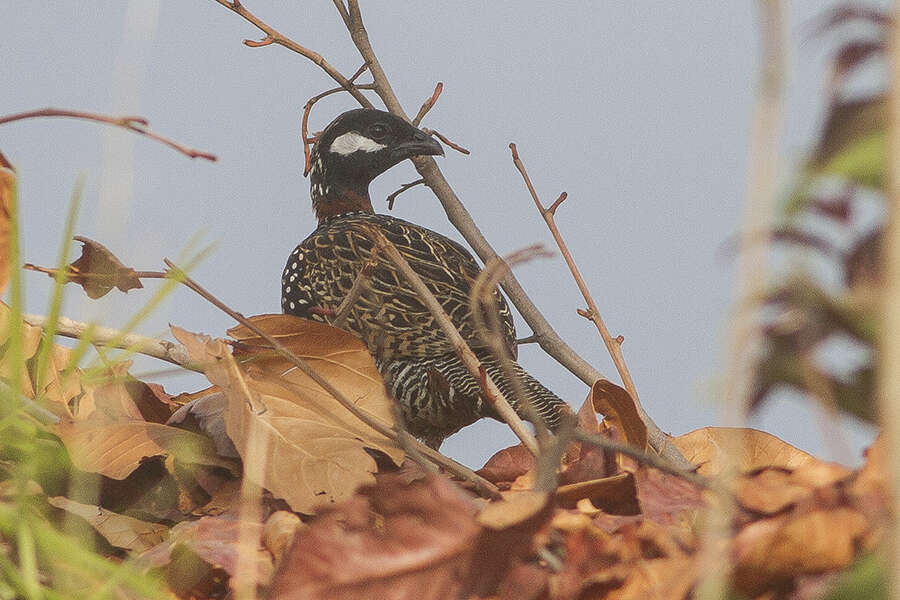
[[309, 109, 444, 192]]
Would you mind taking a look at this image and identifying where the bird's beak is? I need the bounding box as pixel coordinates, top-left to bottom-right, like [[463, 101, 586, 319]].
[[392, 131, 444, 161]]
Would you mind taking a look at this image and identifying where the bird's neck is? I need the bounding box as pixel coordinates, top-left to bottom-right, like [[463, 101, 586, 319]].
[[311, 170, 374, 224]]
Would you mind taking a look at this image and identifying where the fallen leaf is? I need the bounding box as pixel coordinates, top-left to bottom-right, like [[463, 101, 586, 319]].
[[139, 515, 273, 592], [270, 474, 549, 600], [734, 508, 869, 594], [674, 427, 817, 477], [173, 321, 403, 513], [48, 496, 168, 552], [55, 418, 231, 479]]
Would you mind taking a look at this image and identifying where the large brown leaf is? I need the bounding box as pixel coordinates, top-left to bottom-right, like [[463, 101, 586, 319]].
[[48, 496, 168, 552], [673, 426, 816, 477], [54, 419, 230, 479], [173, 318, 403, 514]]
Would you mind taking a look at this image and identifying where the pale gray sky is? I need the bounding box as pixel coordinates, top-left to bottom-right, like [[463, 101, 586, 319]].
[[1, 1, 882, 466]]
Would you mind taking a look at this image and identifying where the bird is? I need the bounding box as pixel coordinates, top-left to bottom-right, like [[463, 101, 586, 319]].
[[281, 108, 568, 448]]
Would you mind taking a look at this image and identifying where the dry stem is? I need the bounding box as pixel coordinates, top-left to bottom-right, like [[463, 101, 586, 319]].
[[369, 230, 540, 456], [164, 259, 500, 499], [332, 247, 378, 328], [21, 313, 198, 371], [0, 108, 217, 161]]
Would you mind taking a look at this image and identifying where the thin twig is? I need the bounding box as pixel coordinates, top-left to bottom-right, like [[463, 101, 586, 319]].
[[413, 82, 443, 127], [386, 178, 425, 210], [21, 313, 198, 371], [508, 143, 684, 465], [332, 247, 378, 328], [301, 75, 373, 175], [212, 0, 373, 109], [163, 259, 500, 499], [572, 429, 723, 495], [368, 229, 540, 456], [516, 335, 539, 345], [0, 108, 217, 161]]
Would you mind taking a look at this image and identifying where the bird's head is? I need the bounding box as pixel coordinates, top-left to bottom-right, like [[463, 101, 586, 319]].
[[308, 108, 444, 222]]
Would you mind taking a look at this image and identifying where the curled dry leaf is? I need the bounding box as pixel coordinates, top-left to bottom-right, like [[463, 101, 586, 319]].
[[172, 317, 404, 514], [48, 496, 168, 552], [590, 378, 648, 451], [25, 236, 143, 299]]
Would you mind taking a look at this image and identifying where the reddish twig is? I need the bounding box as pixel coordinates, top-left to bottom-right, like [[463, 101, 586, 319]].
[[422, 128, 470, 155], [413, 82, 443, 127], [211, 0, 373, 110], [386, 178, 426, 210], [0, 108, 217, 161], [301, 67, 372, 175]]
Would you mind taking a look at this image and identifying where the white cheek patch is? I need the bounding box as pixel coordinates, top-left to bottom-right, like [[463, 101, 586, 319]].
[[329, 131, 387, 155]]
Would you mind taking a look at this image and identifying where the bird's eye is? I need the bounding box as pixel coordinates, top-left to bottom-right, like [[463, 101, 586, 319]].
[[369, 123, 389, 140]]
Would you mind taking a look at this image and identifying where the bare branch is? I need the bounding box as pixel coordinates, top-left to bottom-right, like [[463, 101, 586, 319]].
[[0, 108, 217, 161], [302, 80, 376, 175], [21, 313, 198, 371]]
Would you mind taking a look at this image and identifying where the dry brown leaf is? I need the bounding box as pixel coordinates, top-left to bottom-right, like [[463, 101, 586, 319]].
[[55, 419, 231, 479], [477, 490, 549, 529], [674, 427, 817, 477], [590, 378, 648, 450], [0, 160, 13, 297], [48, 496, 168, 552], [270, 474, 550, 600], [138, 515, 273, 593], [737, 469, 813, 515], [173, 321, 403, 514], [66, 236, 144, 298], [476, 444, 535, 489], [734, 507, 869, 594]]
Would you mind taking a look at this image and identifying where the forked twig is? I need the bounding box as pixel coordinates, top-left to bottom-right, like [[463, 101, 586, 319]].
[[163, 258, 500, 499], [212, 0, 373, 109], [508, 143, 683, 464], [368, 229, 540, 456], [413, 82, 443, 126], [422, 128, 470, 155], [0, 108, 217, 161]]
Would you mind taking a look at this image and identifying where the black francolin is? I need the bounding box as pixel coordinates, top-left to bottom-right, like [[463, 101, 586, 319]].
[[282, 108, 567, 448]]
